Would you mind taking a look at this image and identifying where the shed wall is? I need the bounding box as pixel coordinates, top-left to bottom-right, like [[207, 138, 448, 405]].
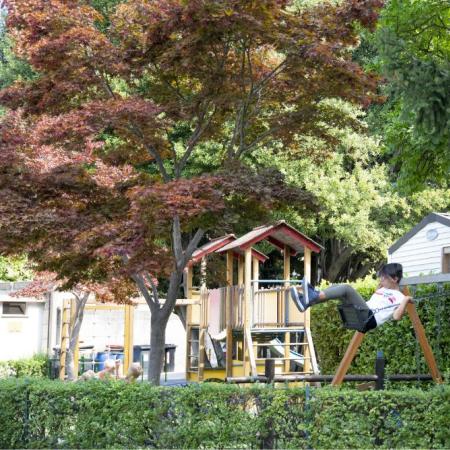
[[388, 221, 450, 277]]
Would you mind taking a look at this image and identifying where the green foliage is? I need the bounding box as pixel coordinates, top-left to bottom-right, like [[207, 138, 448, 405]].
[[0, 355, 49, 379], [0, 255, 33, 281], [0, 379, 448, 449], [374, 0, 450, 190], [311, 278, 450, 377], [247, 101, 450, 280], [0, 33, 35, 92]]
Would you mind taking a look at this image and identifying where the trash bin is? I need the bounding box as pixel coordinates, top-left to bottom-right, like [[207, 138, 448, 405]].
[[50, 347, 61, 379], [95, 351, 109, 371], [133, 345, 150, 363]]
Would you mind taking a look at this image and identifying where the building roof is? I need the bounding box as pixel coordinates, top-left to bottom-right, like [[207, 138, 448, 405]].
[[388, 212, 450, 254], [217, 220, 323, 256], [190, 234, 268, 265]]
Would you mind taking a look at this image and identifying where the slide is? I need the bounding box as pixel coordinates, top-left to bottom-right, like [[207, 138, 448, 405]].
[[269, 338, 305, 368]]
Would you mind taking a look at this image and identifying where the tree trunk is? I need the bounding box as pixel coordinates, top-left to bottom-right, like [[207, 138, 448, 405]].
[[66, 292, 89, 381], [325, 242, 354, 282], [148, 310, 169, 385]]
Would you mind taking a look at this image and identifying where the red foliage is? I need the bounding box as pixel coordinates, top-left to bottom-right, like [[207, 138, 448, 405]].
[[0, 0, 382, 296]]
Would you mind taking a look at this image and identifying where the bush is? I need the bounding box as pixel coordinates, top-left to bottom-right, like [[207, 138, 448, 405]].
[[0, 355, 49, 379], [311, 277, 450, 377], [0, 379, 448, 449]]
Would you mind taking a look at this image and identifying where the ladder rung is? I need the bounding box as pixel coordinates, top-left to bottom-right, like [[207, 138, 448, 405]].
[[255, 342, 309, 347]]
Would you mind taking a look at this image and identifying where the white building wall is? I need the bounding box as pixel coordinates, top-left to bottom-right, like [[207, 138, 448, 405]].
[[0, 299, 45, 360], [78, 303, 186, 374], [0, 282, 186, 377], [389, 221, 450, 277]]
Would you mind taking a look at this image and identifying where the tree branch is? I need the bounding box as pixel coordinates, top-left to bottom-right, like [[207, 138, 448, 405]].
[[176, 105, 216, 177], [172, 216, 183, 266], [143, 272, 160, 305], [131, 273, 159, 314], [180, 228, 205, 269]]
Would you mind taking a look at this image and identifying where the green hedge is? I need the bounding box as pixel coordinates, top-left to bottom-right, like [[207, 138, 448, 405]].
[[311, 278, 450, 378], [0, 355, 49, 379], [0, 379, 448, 449]]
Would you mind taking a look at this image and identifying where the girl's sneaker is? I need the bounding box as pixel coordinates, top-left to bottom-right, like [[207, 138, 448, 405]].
[[290, 286, 308, 312], [290, 278, 319, 312]]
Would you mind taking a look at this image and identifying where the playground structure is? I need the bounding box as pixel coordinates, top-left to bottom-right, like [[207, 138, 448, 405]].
[[183, 221, 323, 382]]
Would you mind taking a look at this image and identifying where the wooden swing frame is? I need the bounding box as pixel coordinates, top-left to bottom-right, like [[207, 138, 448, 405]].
[[331, 287, 443, 386]]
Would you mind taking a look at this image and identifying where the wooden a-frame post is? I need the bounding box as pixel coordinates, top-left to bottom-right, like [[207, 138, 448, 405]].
[[403, 286, 442, 383]]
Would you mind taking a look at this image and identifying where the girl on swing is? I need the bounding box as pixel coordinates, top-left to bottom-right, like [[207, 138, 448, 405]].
[[290, 263, 413, 332]]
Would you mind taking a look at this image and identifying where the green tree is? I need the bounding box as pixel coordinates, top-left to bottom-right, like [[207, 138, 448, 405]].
[[249, 101, 450, 281], [0, 255, 33, 281], [375, 0, 450, 190]]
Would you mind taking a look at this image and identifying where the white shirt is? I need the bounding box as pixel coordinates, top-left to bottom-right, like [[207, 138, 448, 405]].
[[366, 287, 405, 326]]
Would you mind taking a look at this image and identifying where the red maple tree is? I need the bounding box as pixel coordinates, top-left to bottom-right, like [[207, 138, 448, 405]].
[[0, 0, 382, 383]]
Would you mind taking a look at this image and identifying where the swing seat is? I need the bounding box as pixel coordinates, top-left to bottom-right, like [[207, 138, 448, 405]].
[[337, 305, 373, 333]]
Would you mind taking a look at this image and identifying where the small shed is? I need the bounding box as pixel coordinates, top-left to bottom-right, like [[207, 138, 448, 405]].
[[388, 212, 450, 277]]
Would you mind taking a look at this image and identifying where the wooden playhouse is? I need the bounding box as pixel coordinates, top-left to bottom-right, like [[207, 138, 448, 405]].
[[183, 220, 323, 382]]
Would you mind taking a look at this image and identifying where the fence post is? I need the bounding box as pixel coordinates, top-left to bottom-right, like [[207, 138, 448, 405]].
[[375, 350, 385, 391]]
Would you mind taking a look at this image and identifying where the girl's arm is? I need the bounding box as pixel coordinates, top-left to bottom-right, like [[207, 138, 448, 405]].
[[393, 296, 413, 321]]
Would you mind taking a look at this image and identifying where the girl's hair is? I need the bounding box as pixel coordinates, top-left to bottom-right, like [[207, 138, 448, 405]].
[[378, 263, 403, 282]]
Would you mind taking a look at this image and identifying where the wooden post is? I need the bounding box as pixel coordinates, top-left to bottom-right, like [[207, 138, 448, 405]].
[[198, 287, 207, 381], [252, 257, 259, 292], [303, 247, 312, 373], [403, 286, 442, 384], [59, 299, 71, 380], [185, 266, 193, 376], [244, 247, 254, 376], [226, 251, 234, 378], [69, 298, 80, 378], [186, 266, 193, 298], [331, 331, 365, 386], [200, 257, 207, 288], [124, 304, 134, 372], [283, 245, 291, 373], [245, 327, 257, 377], [407, 302, 443, 383], [238, 255, 244, 286]]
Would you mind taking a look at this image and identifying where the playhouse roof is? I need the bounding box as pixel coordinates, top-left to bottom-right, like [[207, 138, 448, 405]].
[[217, 220, 323, 256], [388, 212, 450, 254], [190, 234, 268, 265]]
